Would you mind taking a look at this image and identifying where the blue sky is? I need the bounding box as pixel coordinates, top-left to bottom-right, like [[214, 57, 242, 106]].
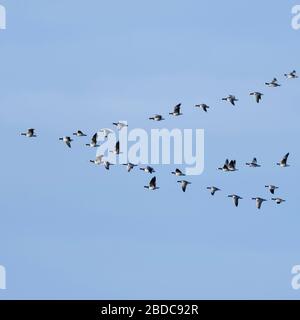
[[0, 0, 300, 299]]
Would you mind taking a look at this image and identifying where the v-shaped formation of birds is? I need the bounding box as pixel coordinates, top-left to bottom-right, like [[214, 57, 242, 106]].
[[21, 70, 297, 209]]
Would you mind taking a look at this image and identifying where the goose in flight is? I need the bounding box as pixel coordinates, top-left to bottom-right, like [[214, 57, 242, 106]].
[[21, 128, 37, 138], [284, 70, 298, 79], [140, 166, 155, 174], [112, 122, 128, 130], [123, 163, 138, 172], [103, 160, 114, 170], [207, 186, 221, 196], [149, 114, 165, 121], [265, 185, 279, 195], [59, 136, 73, 148], [271, 198, 286, 204], [277, 153, 290, 167], [86, 133, 99, 148], [250, 92, 263, 103], [222, 95, 238, 106], [246, 157, 261, 168], [265, 78, 281, 87], [73, 130, 87, 137], [90, 155, 104, 165], [169, 103, 182, 116], [227, 160, 237, 171], [228, 194, 243, 207], [218, 159, 230, 172], [177, 180, 191, 192], [144, 176, 159, 190], [99, 128, 114, 138], [171, 168, 185, 176], [252, 197, 267, 209], [218, 159, 237, 172], [195, 103, 210, 112], [110, 140, 121, 155]]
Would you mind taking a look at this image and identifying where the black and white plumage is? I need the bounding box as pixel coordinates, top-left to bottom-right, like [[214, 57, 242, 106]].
[[218, 159, 237, 172], [250, 92, 263, 103], [265, 78, 281, 87], [59, 136, 73, 148], [252, 197, 267, 209], [284, 70, 298, 79], [171, 168, 185, 176], [21, 128, 36, 138], [103, 161, 114, 170], [90, 155, 103, 165], [222, 95, 238, 106], [177, 180, 191, 192], [99, 128, 114, 138], [195, 103, 210, 112], [218, 159, 230, 172], [228, 160, 237, 171], [277, 153, 290, 167], [144, 176, 159, 190], [112, 122, 128, 130], [86, 133, 99, 148], [140, 166, 155, 174], [271, 198, 286, 204], [207, 186, 221, 196], [169, 103, 182, 116], [73, 130, 87, 137], [246, 157, 261, 168], [123, 163, 138, 172], [110, 141, 121, 155], [228, 194, 243, 207], [265, 185, 279, 195], [149, 114, 165, 121]]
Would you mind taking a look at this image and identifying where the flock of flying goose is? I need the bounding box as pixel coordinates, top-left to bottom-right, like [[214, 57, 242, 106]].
[[21, 70, 297, 209]]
